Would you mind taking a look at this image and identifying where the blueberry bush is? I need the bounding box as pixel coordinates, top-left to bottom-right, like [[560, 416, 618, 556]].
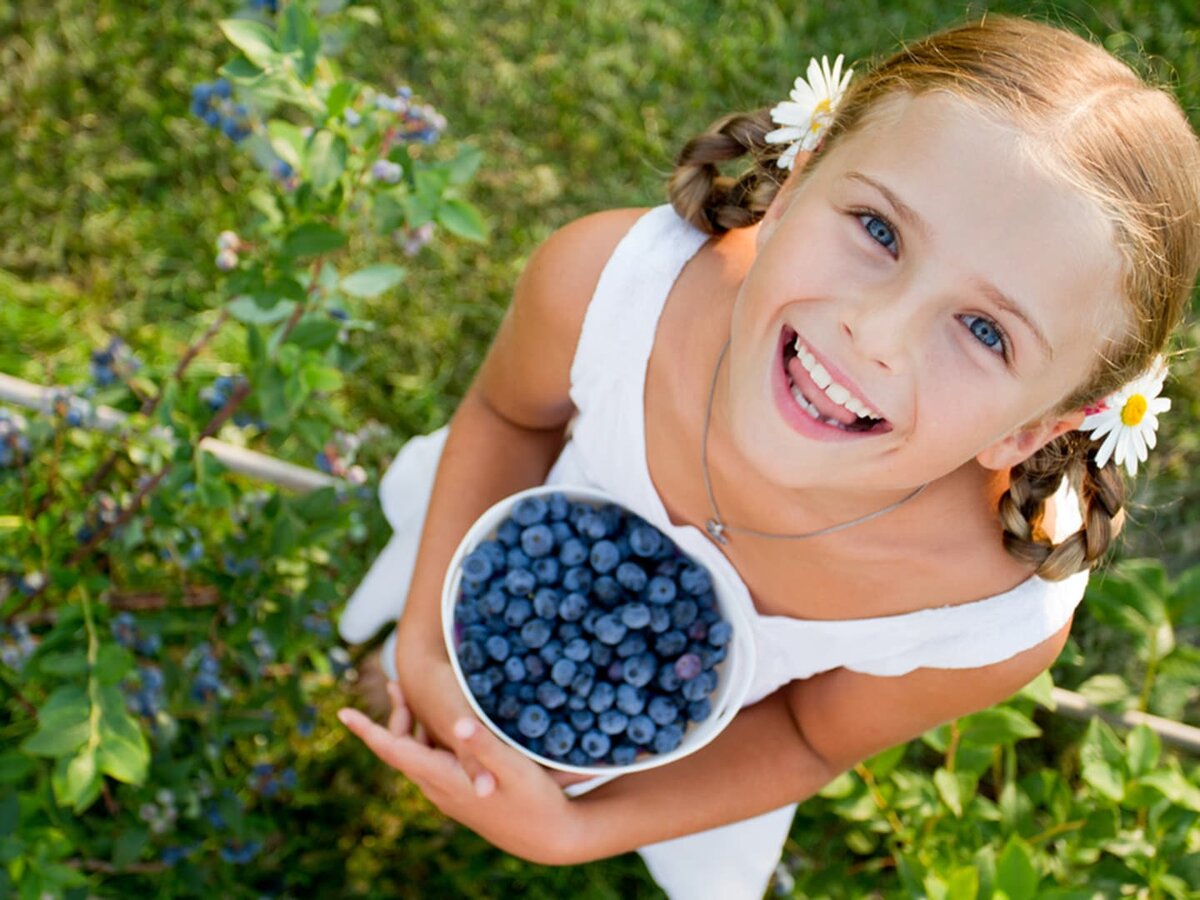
[[3, 0, 1200, 898]]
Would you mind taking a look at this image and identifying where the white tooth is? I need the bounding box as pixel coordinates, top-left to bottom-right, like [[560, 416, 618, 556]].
[[809, 362, 832, 389], [825, 383, 850, 406], [844, 396, 866, 417], [789, 382, 822, 420]]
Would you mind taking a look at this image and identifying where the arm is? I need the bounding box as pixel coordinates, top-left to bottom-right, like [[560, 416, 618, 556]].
[[340, 617, 1073, 865], [391, 208, 650, 746]]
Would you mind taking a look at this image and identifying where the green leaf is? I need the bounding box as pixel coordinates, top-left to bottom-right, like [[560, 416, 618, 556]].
[[94, 643, 134, 686], [1076, 673, 1132, 707], [112, 827, 149, 868], [1124, 724, 1160, 777], [52, 748, 99, 812], [995, 836, 1038, 900], [95, 685, 149, 785], [228, 295, 297, 326], [22, 686, 90, 758], [218, 19, 280, 69], [340, 264, 407, 298], [1079, 718, 1125, 803], [218, 56, 264, 82], [1015, 669, 1055, 709], [267, 119, 307, 169], [36, 652, 88, 677], [945, 865, 980, 900], [307, 131, 347, 191], [326, 81, 357, 120], [1135, 770, 1200, 811], [958, 708, 1041, 747], [0, 793, 17, 837], [447, 144, 484, 185], [934, 767, 964, 817], [247, 323, 268, 363], [0, 754, 34, 785], [283, 222, 347, 258], [301, 362, 344, 393], [1170, 563, 1200, 626], [436, 197, 488, 242], [286, 317, 340, 351], [280, 2, 320, 68]]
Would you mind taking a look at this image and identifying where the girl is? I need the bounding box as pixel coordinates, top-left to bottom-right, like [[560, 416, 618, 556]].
[[337, 15, 1200, 897]]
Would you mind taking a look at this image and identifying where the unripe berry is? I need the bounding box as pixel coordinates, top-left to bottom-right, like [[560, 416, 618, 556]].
[[216, 230, 241, 252], [216, 248, 239, 271]]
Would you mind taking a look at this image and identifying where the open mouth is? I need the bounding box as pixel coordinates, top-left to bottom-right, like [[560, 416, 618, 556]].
[[780, 326, 891, 434]]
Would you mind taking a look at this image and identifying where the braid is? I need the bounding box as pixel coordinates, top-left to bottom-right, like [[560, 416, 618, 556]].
[[998, 433, 1127, 581], [667, 109, 786, 235]]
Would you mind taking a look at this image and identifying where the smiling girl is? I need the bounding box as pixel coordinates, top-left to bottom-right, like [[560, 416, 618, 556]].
[[337, 15, 1200, 897]]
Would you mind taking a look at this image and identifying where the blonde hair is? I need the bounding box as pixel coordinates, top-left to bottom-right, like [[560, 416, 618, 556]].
[[669, 15, 1200, 580]]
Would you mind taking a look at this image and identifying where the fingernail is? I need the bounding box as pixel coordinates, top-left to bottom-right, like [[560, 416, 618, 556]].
[[337, 709, 353, 726], [453, 718, 475, 740], [474, 772, 495, 797]]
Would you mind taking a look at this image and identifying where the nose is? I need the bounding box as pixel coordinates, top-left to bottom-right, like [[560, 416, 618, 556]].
[[837, 289, 922, 374]]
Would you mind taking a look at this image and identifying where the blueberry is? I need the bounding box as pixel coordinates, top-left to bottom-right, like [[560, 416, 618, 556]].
[[674, 652, 702, 681], [518, 684, 536, 703], [627, 714, 657, 745], [477, 540, 508, 570], [570, 670, 595, 697], [524, 655, 546, 680], [593, 576, 622, 605], [589, 540, 620, 573], [533, 588, 560, 619], [594, 615, 627, 645], [648, 696, 679, 725], [460, 577, 486, 598], [496, 519, 522, 546], [559, 591, 588, 622], [656, 559, 682, 578], [687, 620, 709, 641], [559, 622, 583, 641], [481, 589, 507, 616], [647, 576, 677, 605], [506, 548, 532, 571], [589, 640, 613, 667], [615, 684, 646, 716], [484, 667, 505, 692], [708, 621, 732, 647], [461, 549, 494, 583], [538, 639, 564, 665], [620, 603, 651, 630], [659, 662, 686, 693], [623, 653, 657, 688], [485, 635, 510, 662], [551, 658, 577, 687], [532, 557, 560, 585], [687, 698, 713, 722], [569, 503, 592, 529], [562, 567, 592, 594], [519, 618, 552, 650], [671, 600, 699, 629], [682, 670, 717, 702], [656, 630, 687, 657], [606, 659, 625, 682], [567, 748, 590, 767], [615, 633, 647, 658], [547, 492, 570, 521], [505, 569, 536, 598], [497, 694, 521, 719], [512, 496, 549, 526], [649, 607, 672, 633], [615, 561, 649, 592], [578, 512, 607, 540], [543, 722, 577, 757], [597, 710, 628, 736], [466, 672, 492, 697], [536, 681, 567, 710], [612, 744, 639, 766], [700, 644, 727, 668], [550, 521, 574, 544], [457, 640, 485, 673], [567, 694, 587, 711], [564, 638, 590, 662], [558, 539, 588, 567], [581, 730, 611, 759], [570, 709, 596, 732], [629, 525, 662, 557], [504, 597, 533, 627], [679, 564, 713, 595], [518, 704, 551, 738], [521, 524, 555, 558], [653, 724, 684, 754], [588, 681, 615, 713], [503, 656, 527, 682], [581, 609, 601, 634]]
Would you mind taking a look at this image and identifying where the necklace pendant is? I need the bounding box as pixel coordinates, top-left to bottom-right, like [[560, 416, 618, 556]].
[[705, 518, 728, 545]]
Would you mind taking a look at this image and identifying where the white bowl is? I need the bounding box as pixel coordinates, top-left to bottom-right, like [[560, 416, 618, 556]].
[[441, 484, 755, 777]]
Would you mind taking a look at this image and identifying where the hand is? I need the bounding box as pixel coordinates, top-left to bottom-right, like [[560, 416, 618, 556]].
[[337, 682, 585, 866]]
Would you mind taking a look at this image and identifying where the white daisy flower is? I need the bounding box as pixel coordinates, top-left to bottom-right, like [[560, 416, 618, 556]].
[[1078, 356, 1171, 477], [765, 54, 855, 170]]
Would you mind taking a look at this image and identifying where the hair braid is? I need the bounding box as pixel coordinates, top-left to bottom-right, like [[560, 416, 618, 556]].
[[667, 109, 785, 235], [998, 433, 1127, 581]]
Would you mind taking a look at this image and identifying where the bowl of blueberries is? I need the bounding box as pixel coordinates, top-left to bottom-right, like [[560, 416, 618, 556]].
[[441, 485, 755, 777]]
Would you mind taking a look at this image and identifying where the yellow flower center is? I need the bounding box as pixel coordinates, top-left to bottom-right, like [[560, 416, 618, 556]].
[[1121, 394, 1147, 427]]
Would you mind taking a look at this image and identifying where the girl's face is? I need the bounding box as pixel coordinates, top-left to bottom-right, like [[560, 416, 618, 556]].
[[727, 91, 1126, 495]]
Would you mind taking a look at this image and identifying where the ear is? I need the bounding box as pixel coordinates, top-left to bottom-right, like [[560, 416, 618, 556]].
[[976, 409, 1086, 471], [756, 151, 814, 251]]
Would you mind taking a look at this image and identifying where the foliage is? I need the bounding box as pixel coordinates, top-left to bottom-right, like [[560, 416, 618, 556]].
[[1, 0, 1199, 898]]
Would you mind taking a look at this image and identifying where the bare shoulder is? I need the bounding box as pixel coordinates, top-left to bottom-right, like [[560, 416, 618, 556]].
[[783, 617, 1073, 775], [474, 208, 651, 431]]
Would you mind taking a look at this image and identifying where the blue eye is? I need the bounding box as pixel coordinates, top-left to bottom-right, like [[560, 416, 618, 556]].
[[960, 314, 1007, 357], [857, 212, 897, 254]]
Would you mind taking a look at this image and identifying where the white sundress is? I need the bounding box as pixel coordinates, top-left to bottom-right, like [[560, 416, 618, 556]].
[[338, 204, 1090, 899]]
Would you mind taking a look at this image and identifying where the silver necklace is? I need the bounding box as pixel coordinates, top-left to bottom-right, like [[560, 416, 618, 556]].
[[701, 338, 927, 545]]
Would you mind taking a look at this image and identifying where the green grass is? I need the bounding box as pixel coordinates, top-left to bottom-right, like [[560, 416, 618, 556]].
[[2, 1, 1199, 895]]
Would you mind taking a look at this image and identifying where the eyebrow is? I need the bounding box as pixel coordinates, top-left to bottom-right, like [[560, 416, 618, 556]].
[[842, 171, 1054, 361]]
